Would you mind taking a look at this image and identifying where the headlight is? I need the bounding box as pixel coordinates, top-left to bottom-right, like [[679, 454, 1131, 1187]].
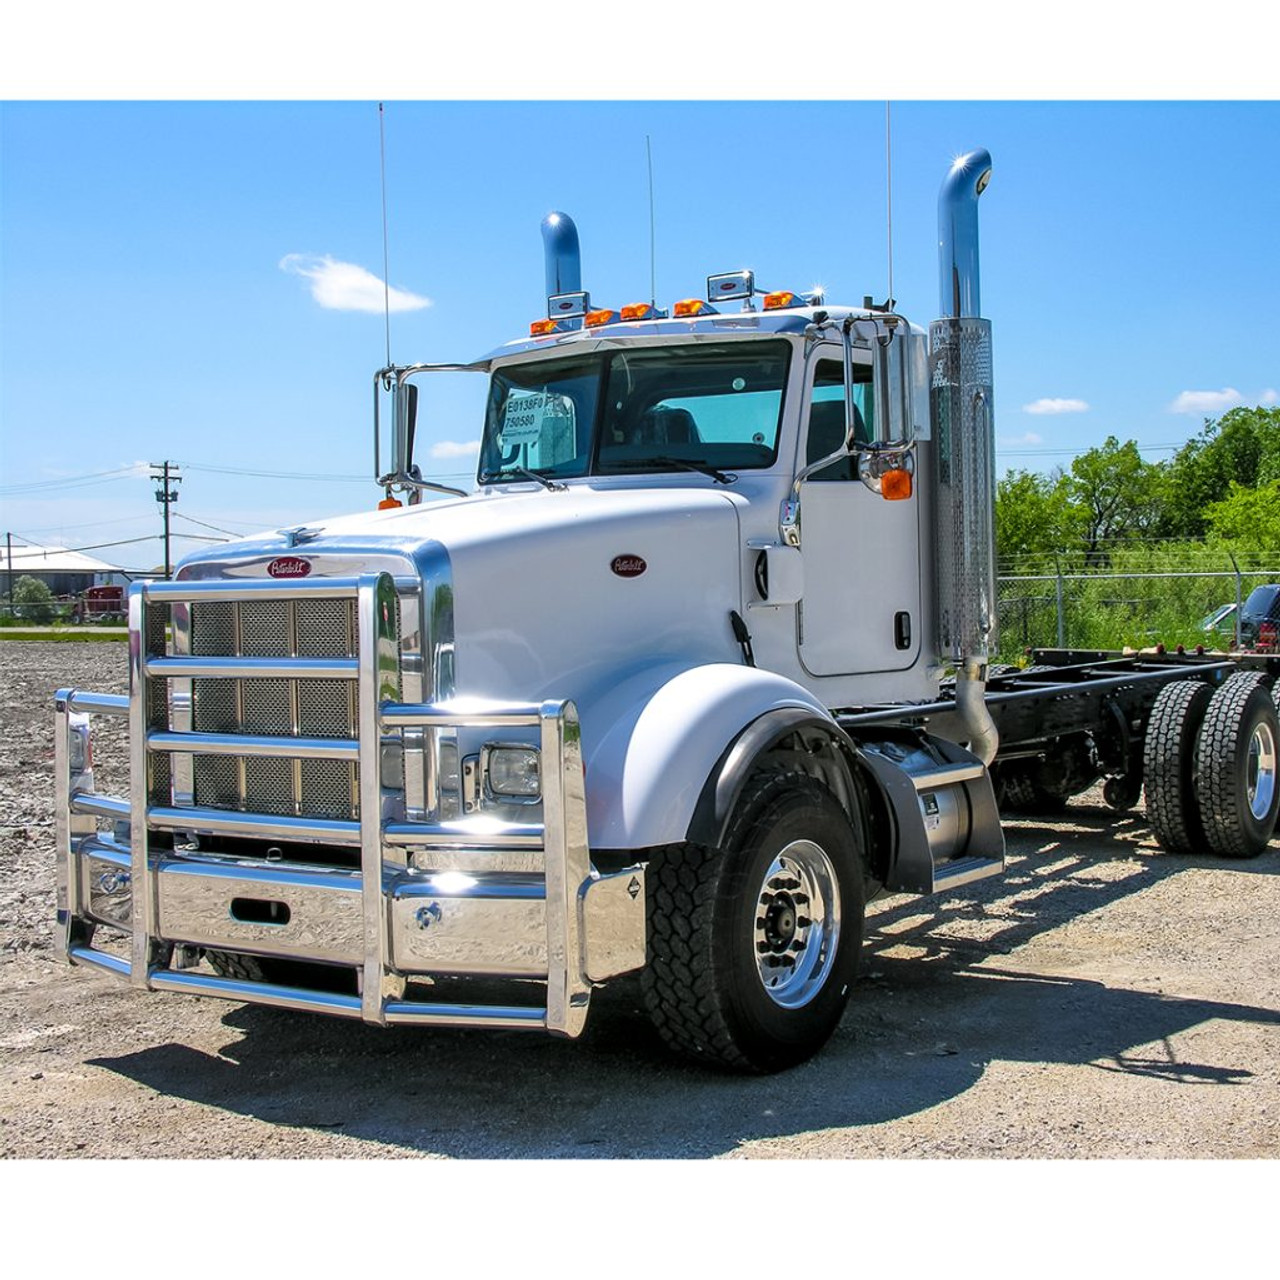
[[484, 745, 541, 800]]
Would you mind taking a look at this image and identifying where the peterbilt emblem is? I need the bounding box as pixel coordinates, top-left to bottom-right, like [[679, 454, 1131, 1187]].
[[611, 555, 647, 579], [267, 556, 312, 579]]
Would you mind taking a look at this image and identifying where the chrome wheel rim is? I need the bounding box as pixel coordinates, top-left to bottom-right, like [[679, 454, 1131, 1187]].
[[1247, 720, 1277, 821], [753, 839, 841, 1009]]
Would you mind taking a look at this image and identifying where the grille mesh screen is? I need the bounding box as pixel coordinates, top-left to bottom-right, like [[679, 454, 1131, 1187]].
[[185, 595, 381, 822]]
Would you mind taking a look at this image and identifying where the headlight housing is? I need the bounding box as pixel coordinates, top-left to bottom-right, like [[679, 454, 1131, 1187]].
[[484, 744, 541, 801]]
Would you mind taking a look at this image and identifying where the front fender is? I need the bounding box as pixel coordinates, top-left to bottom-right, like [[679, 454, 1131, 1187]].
[[581, 662, 829, 850]]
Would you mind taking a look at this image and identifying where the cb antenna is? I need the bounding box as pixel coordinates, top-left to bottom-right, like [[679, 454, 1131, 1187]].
[[379, 102, 392, 367], [885, 101, 895, 308], [646, 134, 657, 307]]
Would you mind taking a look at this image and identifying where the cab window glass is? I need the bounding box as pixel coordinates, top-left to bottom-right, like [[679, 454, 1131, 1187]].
[[479, 355, 600, 479], [805, 358, 874, 481], [597, 341, 789, 473]]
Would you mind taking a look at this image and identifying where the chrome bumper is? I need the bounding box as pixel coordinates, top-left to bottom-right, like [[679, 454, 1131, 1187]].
[[53, 574, 645, 1038]]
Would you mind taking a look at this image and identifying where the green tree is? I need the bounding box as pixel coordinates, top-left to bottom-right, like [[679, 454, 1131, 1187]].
[[1162, 406, 1280, 538], [12, 575, 56, 623], [1203, 480, 1280, 553], [995, 468, 1086, 564], [1067, 436, 1167, 561]]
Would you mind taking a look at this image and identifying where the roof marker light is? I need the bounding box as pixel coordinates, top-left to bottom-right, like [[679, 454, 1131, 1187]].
[[673, 298, 718, 318], [585, 308, 621, 327], [529, 318, 560, 336], [763, 290, 804, 310], [621, 303, 663, 321]]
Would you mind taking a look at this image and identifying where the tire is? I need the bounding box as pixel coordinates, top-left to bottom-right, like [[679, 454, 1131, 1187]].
[[642, 772, 865, 1073], [1142, 679, 1214, 854], [1194, 672, 1280, 858]]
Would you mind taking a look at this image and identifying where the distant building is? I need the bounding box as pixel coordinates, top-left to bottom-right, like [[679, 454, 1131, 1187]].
[[3, 543, 132, 598]]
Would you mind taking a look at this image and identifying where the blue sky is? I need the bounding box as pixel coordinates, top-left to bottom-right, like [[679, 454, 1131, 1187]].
[[2, 39, 1278, 574]]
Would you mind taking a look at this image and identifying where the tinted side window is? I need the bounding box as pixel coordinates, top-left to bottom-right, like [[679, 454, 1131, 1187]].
[[805, 359, 874, 481]]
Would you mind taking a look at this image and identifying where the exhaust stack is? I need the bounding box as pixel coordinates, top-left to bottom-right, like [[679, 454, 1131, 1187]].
[[541, 211, 581, 297], [930, 149, 998, 763]]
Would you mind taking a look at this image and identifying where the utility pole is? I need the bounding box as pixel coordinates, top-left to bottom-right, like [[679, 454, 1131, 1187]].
[[151, 461, 181, 579], [5, 532, 13, 614]]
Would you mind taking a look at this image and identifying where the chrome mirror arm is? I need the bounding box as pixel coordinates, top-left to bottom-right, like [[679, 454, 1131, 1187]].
[[373, 362, 489, 500]]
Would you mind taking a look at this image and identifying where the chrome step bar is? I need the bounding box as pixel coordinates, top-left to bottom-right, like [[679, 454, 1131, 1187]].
[[53, 571, 621, 1039]]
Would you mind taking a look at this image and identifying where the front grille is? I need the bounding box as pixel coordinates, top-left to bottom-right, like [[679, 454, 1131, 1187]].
[[188, 596, 373, 821]]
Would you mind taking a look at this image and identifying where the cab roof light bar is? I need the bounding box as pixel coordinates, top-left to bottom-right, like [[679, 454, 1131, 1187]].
[[673, 298, 719, 318]]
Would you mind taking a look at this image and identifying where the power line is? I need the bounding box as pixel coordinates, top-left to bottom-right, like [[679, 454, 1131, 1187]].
[[174, 511, 239, 536], [0, 465, 145, 495]]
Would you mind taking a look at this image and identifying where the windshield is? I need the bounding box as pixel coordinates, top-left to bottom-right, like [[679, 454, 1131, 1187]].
[[478, 341, 791, 482]]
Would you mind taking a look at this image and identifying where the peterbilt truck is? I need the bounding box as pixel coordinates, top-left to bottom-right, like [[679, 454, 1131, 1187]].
[[54, 150, 1280, 1072]]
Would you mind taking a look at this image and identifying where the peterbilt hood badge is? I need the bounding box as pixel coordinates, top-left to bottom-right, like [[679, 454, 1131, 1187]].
[[611, 555, 647, 578], [267, 556, 313, 579]]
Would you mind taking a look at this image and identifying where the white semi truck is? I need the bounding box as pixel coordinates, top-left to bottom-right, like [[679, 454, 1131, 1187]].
[[54, 150, 1280, 1071]]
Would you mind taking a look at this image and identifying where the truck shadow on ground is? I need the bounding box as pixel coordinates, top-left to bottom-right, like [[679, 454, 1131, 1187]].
[[89, 811, 1280, 1158]]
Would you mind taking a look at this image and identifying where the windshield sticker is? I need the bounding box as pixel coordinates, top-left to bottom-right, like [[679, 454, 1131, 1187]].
[[500, 391, 561, 445]]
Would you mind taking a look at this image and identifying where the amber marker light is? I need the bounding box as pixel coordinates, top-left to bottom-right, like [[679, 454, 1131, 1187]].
[[881, 469, 913, 501], [585, 308, 621, 327], [762, 291, 803, 310], [673, 298, 717, 318], [620, 303, 658, 321], [529, 318, 558, 336], [378, 496, 403, 510]]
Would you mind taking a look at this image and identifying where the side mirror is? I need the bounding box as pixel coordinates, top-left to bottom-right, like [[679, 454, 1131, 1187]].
[[872, 326, 915, 446], [396, 380, 419, 477]]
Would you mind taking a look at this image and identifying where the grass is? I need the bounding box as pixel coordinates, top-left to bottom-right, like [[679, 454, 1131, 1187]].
[[0, 627, 128, 642]]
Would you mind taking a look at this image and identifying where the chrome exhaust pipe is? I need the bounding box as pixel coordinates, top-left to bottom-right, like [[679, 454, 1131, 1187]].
[[541, 211, 581, 298], [931, 149, 998, 763], [938, 148, 993, 321]]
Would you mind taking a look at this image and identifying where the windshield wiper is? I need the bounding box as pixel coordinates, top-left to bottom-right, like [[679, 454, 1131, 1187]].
[[479, 464, 566, 492], [609, 456, 738, 485]]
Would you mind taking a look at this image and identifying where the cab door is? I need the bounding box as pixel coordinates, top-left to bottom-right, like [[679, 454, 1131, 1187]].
[[796, 350, 922, 677]]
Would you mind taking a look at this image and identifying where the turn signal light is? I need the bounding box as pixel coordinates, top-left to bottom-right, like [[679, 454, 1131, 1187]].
[[763, 291, 803, 310], [585, 308, 621, 327], [673, 298, 718, 318], [880, 469, 913, 501]]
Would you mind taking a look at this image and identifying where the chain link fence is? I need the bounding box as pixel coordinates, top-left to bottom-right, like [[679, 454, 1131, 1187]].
[[996, 546, 1280, 657]]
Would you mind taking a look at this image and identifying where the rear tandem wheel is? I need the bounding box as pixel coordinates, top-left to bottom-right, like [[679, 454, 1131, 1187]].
[[1194, 671, 1280, 858]]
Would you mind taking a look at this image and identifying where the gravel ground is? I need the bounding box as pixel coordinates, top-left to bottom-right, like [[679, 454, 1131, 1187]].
[[2, 639, 1278, 1160]]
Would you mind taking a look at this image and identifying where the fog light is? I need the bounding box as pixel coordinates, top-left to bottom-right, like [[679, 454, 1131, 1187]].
[[485, 745, 541, 799]]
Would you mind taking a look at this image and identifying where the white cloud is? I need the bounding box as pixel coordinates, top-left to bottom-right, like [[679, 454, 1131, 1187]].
[[1023, 397, 1089, 415], [1262, 389, 1279, 406], [279, 254, 431, 313], [430, 440, 480, 459], [1169, 387, 1242, 414], [999, 431, 1044, 447]]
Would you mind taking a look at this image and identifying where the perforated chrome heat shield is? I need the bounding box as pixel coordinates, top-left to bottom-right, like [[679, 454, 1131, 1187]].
[[929, 315, 997, 662]]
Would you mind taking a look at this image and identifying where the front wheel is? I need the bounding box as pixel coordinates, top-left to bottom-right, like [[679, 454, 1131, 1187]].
[[642, 772, 865, 1073]]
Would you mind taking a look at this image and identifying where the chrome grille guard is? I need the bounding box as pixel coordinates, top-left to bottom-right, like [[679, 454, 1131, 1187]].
[[54, 573, 644, 1038]]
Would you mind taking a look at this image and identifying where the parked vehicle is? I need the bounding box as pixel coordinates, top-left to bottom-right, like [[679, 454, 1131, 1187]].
[[1198, 602, 1238, 646], [1239, 584, 1280, 651], [51, 150, 1280, 1072], [70, 584, 125, 623]]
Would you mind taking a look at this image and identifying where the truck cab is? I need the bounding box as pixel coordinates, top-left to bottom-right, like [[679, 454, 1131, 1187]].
[[52, 151, 1014, 1072]]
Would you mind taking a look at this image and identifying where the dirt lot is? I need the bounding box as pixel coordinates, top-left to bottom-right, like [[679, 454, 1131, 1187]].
[[2, 639, 1278, 1160]]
